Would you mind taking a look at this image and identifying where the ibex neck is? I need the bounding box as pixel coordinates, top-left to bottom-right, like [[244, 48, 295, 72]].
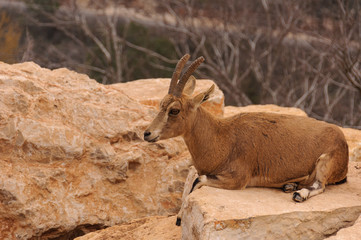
[[182, 107, 224, 175]]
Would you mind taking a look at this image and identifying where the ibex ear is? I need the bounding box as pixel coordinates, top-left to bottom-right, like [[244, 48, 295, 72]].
[[192, 84, 215, 107], [183, 75, 196, 96]]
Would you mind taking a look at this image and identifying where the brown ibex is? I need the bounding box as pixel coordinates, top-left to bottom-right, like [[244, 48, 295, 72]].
[[144, 54, 349, 226]]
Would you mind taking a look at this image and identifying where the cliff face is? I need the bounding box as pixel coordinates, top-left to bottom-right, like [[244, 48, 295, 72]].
[[0, 61, 223, 239], [0, 61, 360, 239]]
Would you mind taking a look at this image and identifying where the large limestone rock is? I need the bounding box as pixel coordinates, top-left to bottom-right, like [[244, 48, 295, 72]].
[[0, 61, 224, 239], [327, 214, 361, 240], [224, 104, 308, 117], [180, 162, 361, 240], [341, 128, 361, 162], [113, 78, 224, 116]]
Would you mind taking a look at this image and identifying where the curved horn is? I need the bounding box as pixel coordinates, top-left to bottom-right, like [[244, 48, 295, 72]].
[[174, 56, 204, 97], [168, 54, 190, 95]]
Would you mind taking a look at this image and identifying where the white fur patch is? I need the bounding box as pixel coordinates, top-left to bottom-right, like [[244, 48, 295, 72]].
[[199, 175, 207, 183], [311, 181, 321, 189], [297, 188, 310, 200]]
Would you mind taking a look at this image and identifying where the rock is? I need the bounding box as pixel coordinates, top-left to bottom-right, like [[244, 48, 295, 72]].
[[341, 128, 361, 162], [113, 78, 224, 116], [326, 214, 361, 240], [224, 104, 308, 117], [77, 164, 361, 240], [180, 162, 361, 240], [0, 61, 224, 239], [350, 143, 361, 162], [75, 216, 181, 240]]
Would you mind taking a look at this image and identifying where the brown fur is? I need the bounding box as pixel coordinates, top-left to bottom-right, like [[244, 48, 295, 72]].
[[183, 107, 348, 189]]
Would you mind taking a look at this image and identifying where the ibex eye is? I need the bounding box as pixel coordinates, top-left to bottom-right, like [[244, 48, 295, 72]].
[[169, 109, 180, 116]]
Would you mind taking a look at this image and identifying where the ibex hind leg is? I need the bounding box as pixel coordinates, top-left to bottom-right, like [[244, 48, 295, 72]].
[[293, 152, 343, 202]]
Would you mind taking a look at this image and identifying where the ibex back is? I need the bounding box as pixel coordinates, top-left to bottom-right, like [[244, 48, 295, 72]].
[[144, 54, 349, 225]]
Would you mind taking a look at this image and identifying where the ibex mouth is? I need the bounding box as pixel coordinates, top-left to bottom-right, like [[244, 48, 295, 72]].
[[147, 136, 159, 143]]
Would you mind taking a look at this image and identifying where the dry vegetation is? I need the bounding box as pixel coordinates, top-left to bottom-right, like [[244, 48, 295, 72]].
[[1, 0, 360, 128]]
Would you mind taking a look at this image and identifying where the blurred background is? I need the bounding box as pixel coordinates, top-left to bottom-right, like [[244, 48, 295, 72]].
[[1, 0, 360, 128]]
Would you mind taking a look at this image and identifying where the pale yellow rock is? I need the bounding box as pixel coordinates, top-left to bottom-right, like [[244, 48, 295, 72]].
[[0, 61, 226, 239], [78, 164, 361, 240], [114, 78, 225, 116], [326, 214, 361, 240], [341, 128, 361, 162], [180, 162, 361, 240], [224, 104, 308, 117], [350, 143, 361, 162]]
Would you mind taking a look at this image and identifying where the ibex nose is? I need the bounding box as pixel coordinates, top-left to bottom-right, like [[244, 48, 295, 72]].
[[144, 131, 151, 140]]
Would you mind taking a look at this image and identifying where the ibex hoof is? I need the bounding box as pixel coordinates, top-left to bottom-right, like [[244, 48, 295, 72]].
[[190, 177, 201, 193], [292, 192, 305, 202], [176, 217, 182, 226], [282, 183, 298, 193]]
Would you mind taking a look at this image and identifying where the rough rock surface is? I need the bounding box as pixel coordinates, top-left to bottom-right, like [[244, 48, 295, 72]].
[[341, 128, 361, 162], [224, 104, 308, 117], [76, 163, 361, 240], [113, 78, 224, 116], [327, 214, 361, 240], [0, 61, 223, 239], [75, 216, 181, 240], [180, 162, 361, 240]]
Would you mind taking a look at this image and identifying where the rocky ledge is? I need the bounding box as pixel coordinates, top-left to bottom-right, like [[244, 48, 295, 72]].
[[180, 162, 361, 240], [75, 161, 361, 240]]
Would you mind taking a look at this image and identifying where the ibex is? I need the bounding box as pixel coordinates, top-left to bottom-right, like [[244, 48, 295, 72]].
[[144, 54, 349, 226]]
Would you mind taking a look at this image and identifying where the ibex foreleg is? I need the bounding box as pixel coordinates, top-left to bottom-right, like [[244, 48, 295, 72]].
[[191, 173, 248, 193], [176, 170, 248, 226], [282, 183, 299, 193], [176, 167, 199, 226]]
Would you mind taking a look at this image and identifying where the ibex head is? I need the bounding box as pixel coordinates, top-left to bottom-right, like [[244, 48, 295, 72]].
[[144, 54, 215, 142]]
